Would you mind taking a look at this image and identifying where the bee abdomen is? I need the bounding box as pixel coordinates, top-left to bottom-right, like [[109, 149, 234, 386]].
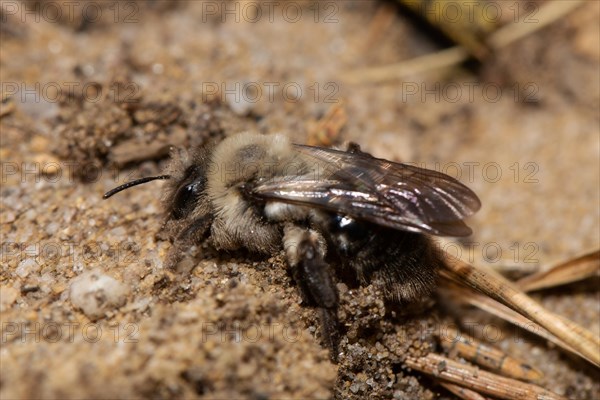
[[332, 224, 440, 303]]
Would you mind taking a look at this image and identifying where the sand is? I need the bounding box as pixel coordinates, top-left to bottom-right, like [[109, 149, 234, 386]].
[[1, 1, 598, 399]]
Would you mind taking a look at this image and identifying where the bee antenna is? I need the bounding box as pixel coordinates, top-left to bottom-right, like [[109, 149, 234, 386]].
[[103, 175, 171, 199]]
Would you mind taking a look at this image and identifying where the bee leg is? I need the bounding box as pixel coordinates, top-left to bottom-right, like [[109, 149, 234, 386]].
[[163, 216, 211, 269], [346, 141, 374, 158], [176, 215, 211, 244], [295, 240, 340, 361], [284, 225, 340, 361], [346, 142, 362, 153]]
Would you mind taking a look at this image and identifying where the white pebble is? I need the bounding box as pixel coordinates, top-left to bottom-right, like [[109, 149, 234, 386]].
[[45, 222, 60, 236], [4, 211, 15, 223], [228, 84, 255, 116], [109, 226, 126, 240], [69, 270, 129, 319], [63, 208, 76, 223], [152, 63, 164, 74], [25, 209, 36, 220], [0, 285, 19, 312], [16, 258, 40, 278]]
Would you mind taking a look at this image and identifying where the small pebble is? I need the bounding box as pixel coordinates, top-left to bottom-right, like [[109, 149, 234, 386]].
[[45, 222, 60, 236], [69, 270, 129, 319], [0, 285, 19, 312], [16, 258, 40, 278], [4, 211, 16, 223], [109, 226, 126, 240]]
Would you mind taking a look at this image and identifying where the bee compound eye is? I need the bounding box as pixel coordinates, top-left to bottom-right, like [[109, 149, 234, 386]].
[[171, 182, 200, 220]]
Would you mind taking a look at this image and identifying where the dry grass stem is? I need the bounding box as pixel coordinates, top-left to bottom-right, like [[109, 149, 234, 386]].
[[440, 256, 600, 366], [438, 326, 543, 382], [397, 0, 497, 60], [489, 262, 540, 279], [488, 0, 586, 49], [516, 249, 599, 292], [452, 283, 569, 346], [442, 280, 555, 343], [340, 46, 469, 84], [405, 353, 566, 400], [440, 382, 490, 400], [440, 276, 594, 365], [342, 0, 586, 84]]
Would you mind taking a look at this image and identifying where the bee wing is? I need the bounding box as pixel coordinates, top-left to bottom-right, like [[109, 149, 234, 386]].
[[253, 144, 481, 237]]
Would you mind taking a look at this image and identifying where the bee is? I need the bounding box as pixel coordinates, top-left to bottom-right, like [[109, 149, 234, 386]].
[[104, 132, 481, 360]]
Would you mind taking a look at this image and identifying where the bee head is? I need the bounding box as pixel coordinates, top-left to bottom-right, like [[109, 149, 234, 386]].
[[103, 143, 214, 226], [102, 166, 207, 221]]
